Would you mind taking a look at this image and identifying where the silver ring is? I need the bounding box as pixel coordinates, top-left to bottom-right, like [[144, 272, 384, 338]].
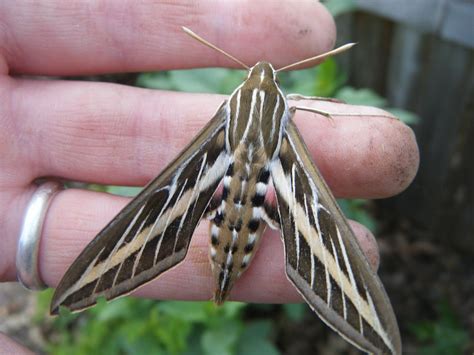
[[16, 180, 63, 290]]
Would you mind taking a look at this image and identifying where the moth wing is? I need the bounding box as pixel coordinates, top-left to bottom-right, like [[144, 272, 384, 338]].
[[51, 103, 231, 314], [270, 120, 401, 354]]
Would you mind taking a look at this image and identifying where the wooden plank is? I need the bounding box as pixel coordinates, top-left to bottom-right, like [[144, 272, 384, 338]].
[[356, 0, 444, 32], [442, 1, 474, 48], [355, 0, 474, 48], [347, 12, 393, 94], [437, 84, 474, 249], [392, 35, 474, 249], [337, 12, 474, 248], [386, 26, 423, 108]]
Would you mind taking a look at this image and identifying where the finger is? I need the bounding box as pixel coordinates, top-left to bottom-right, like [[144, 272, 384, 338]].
[[292, 101, 420, 198], [10, 79, 419, 198], [1, 0, 335, 75], [0, 333, 33, 355], [17, 189, 381, 303]]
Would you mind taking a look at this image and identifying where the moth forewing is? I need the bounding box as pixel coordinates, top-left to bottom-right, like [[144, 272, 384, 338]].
[[50, 103, 230, 314], [271, 120, 401, 354]]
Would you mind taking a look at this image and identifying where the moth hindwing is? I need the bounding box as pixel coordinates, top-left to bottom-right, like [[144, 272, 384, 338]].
[[51, 27, 401, 355]]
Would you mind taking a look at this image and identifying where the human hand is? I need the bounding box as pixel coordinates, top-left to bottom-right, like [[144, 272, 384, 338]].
[[0, 333, 32, 355], [0, 0, 418, 310]]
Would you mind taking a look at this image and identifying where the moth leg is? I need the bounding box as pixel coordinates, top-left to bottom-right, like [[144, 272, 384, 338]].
[[291, 105, 336, 126], [262, 203, 280, 230], [292, 104, 398, 121], [286, 94, 344, 104]]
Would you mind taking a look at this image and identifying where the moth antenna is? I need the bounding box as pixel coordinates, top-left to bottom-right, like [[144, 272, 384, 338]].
[[182, 27, 250, 70], [276, 43, 356, 72]]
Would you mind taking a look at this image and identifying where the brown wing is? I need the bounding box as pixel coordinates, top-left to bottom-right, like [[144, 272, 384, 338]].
[[270, 120, 401, 354], [51, 103, 231, 314]]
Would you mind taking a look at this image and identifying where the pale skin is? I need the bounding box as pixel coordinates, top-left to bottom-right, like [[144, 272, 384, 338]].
[[0, 1, 419, 351]]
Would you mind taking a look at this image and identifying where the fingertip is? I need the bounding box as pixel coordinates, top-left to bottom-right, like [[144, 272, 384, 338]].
[[292, 104, 420, 199], [349, 221, 380, 271], [384, 121, 420, 196], [0, 333, 33, 355], [363, 118, 419, 198], [315, 1, 337, 51]]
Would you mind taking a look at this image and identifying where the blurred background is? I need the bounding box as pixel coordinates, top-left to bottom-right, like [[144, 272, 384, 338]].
[[1, 0, 473, 354]]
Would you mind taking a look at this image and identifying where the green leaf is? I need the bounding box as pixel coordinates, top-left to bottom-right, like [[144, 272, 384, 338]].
[[169, 70, 222, 93], [338, 199, 377, 232], [106, 185, 142, 197], [236, 321, 280, 355], [94, 298, 135, 321], [155, 316, 191, 354], [280, 59, 345, 97], [280, 68, 318, 95], [314, 59, 346, 97], [220, 302, 247, 319], [34, 288, 54, 322], [137, 69, 245, 95], [136, 72, 175, 91], [322, 0, 356, 17], [157, 301, 210, 322], [410, 301, 469, 355], [201, 320, 242, 355], [386, 108, 420, 125], [282, 303, 307, 322], [86, 184, 109, 193], [182, 328, 205, 355], [336, 87, 387, 107]]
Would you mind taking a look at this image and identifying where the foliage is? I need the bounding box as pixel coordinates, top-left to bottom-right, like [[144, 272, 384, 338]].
[[39, 290, 280, 355], [336, 87, 419, 124], [409, 302, 469, 355], [338, 199, 377, 232], [137, 69, 246, 95], [281, 304, 307, 322], [322, 0, 357, 17]]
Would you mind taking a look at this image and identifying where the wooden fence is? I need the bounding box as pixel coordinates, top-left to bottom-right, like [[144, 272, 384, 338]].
[[333, 0, 474, 251]]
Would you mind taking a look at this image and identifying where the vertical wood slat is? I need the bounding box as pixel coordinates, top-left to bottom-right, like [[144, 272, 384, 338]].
[[335, 12, 474, 251], [355, 0, 474, 48]]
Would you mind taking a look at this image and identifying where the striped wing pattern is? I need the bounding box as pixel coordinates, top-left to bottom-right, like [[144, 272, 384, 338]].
[[50, 103, 231, 314], [270, 120, 401, 354]]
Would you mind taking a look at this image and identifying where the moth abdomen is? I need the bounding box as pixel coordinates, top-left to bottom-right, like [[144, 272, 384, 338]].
[[209, 147, 269, 303]]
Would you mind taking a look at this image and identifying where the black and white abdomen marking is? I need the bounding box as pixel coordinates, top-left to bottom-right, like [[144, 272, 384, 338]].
[[209, 145, 270, 304]]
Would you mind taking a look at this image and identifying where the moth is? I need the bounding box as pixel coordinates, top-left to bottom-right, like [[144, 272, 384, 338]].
[[51, 27, 401, 354]]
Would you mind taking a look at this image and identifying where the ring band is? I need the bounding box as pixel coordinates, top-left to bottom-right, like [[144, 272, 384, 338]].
[[16, 180, 64, 291]]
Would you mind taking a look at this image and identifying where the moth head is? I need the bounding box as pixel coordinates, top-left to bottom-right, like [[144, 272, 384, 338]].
[[247, 61, 277, 81]]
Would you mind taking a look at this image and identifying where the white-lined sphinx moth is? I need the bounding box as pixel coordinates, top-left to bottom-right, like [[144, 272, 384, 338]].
[[51, 27, 401, 354]]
